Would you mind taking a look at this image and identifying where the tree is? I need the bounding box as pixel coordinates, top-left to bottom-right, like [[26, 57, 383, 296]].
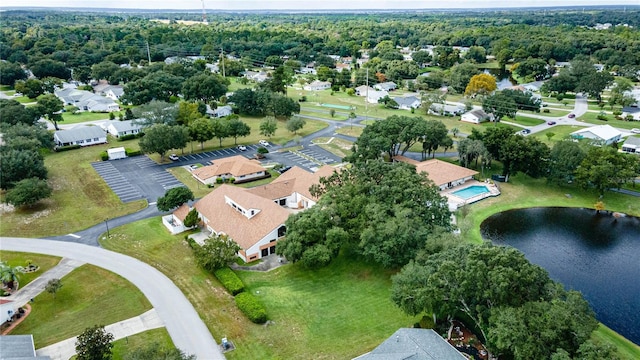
[[575, 146, 639, 196], [188, 117, 215, 150], [286, 116, 306, 135], [464, 46, 487, 64], [464, 73, 497, 97], [0, 61, 27, 86], [449, 63, 480, 93], [268, 92, 300, 118], [45, 278, 63, 298], [457, 138, 488, 168], [483, 92, 517, 122], [132, 101, 178, 128], [0, 149, 47, 189], [421, 120, 451, 159], [512, 58, 549, 81], [391, 243, 553, 342], [182, 73, 228, 103], [91, 61, 120, 81], [75, 325, 114, 360], [0, 263, 23, 291], [30, 59, 71, 79], [122, 71, 184, 105], [176, 101, 202, 126], [226, 117, 251, 144], [138, 124, 189, 161], [5, 177, 52, 207], [193, 234, 241, 272], [0, 122, 54, 151], [411, 50, 431, 66], [156, 187, 194, 212], [123, 343, 195, 360], [499, 135, 550, 179], [35, 94, 64, 130], [548, 141, 586, 184], [0, 99, 40, 126], [259, 116, 278, 138], [183, 208, 200, 228], [15, 79, 45, 99], [211, 118, 229, 147]]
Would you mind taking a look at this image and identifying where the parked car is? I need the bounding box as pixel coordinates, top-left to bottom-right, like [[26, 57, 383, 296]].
[[520, 129, 531, 135], [631, 128, 640, 134], [568, 113, 576, 118], [277, 165, 292, 174], [169, 154, 179, 161], [237, 145, 247, 151], [259, 140, 270, 147], [547, 121, 557, 125]]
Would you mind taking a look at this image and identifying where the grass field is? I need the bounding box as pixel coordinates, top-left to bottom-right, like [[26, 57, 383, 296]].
[[312, 136, 354, 159], [0, 252, 61, 290], [99, 218, 416, 359], [507, 115, 545, 127], [61, 111, 112, 124], [578, 111, 640, 130], [0, 139, 146, 238], [592, 324, 640, 360], [531, 125, 584, 145], [300, 109, 348, 121], [540, 108, 573, 117], [335, 125, 364, 138], [11, 264, 152, 348], [111, 328, 175, 359]]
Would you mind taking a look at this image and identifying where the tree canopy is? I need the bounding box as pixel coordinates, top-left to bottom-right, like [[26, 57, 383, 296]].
[[138, 124, 189, 160], [156, 187, 194, 212]]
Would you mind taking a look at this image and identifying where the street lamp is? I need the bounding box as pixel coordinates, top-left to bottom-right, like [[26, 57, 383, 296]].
[[104, 218, 110, 238]]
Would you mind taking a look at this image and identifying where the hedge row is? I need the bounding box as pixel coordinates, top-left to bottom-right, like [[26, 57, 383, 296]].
[[55, 144, 81, 152], [214, 267, 244, 296], [234, 292, 267, 324]]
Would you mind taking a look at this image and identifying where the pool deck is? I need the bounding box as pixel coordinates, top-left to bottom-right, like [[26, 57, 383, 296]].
[[442, 180, 500, 210]]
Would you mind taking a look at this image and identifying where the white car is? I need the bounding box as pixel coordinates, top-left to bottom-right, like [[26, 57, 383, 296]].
[[631, 128, 640, 134], [237, 145, 247, 151], [168, 154, 179, 161], [259, 140, 270, 147]]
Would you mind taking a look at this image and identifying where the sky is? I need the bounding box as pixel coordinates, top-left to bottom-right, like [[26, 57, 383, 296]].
[[1, 0, 638, 10]]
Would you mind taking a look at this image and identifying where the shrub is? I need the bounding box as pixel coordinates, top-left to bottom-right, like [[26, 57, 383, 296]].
[[216, 178, 224, 184], [542, 109, 550, 113], [125, 148, 142, 157], [235, 291, 267, 323], [55, 144, 81, 152], [185, 236, 197, 249], [228, 177, 235, 183], [214, 267, 245, 295], [118, 134, 137, 141], [100, 151, 109, 161]]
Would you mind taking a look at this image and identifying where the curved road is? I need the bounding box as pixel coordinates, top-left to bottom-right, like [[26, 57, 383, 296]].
[[0, 237, 224, 360]]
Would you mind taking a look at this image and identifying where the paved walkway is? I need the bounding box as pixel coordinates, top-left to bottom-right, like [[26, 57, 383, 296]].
[[5, 258, 85, 308], [36, 309, 164, 360], [0, 237, 224, 360]]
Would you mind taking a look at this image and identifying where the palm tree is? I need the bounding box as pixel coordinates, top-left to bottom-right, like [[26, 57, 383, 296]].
[[0, 262, 24, 292]]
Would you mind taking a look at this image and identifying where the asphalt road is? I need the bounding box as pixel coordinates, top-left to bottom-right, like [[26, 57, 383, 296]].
[[0, 237, 224, 360]]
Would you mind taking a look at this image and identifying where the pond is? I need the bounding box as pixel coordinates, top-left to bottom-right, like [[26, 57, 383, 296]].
[[480, 207, 640, 345], [483, 69, 517, 90]]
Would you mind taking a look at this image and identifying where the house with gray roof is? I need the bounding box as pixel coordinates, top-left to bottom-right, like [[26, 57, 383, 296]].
[[353, 328, 466, 360], [429, 103, 465, 116], [374, 81, 397, 91], [461, 109, 493, 124], [570, 124, 622, 145], [53, 126, 108, 148], [103, 120, 143, 138], [393, 95, 421, 110], [54, 88, 120, 113], [0, 335, 51, 359], [621, 136, 640, 154], [206, 105, 233, 118]]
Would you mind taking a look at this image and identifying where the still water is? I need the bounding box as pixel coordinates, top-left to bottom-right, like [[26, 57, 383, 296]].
[[480, 207, 640, 345]]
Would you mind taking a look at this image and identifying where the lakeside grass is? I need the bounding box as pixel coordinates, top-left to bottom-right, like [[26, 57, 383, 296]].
[[100, 217, 416, 359], [0, 252, 61, 289], [11, 264, 152, 348], [592, 324, 640, 360], [0, 140, 146, 238]]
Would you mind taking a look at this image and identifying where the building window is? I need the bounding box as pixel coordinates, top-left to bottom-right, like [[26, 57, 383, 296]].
[[278, 225, 286, 237], [93, 138, 99, 141]]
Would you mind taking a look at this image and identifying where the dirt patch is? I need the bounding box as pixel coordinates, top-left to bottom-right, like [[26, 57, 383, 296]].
[[0, 203, 15, 214]]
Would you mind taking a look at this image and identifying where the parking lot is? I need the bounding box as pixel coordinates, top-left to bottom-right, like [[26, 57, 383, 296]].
[[92, 156, 183, 203], [168, 144, 262, 163], [277, 146, 340, 172]]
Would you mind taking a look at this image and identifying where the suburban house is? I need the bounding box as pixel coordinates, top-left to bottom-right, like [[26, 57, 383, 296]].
[[165, 165, 337, 261], [352, 328, 466, 360], [206, 105, 233, 118], [53, 126, 108, 148], [393, 95, 421, 110], [243, 71, 269, 82], [429, 103, 466, 116], [460, 109, 492, 124], [191, 155, 268, 185], [374, 81, 397, 91], [355, 85, 375, 96], [335, 63, 351, 72], [367, 90, 389, 104], [393, 156, 478, 190], [54, 88, 120, 112], [621, 136, 640, 154], [303, 80, 332, 91], [93, 82, 124, 100], [571, 125, 622, 145], [103, 120, 143, 138], [298, 67, 317, 75], [0, 335, 51, 360]]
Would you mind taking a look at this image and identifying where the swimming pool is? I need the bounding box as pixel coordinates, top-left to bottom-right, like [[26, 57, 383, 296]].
[[320, 103, 352, 110], [451, 185, 490, 200]]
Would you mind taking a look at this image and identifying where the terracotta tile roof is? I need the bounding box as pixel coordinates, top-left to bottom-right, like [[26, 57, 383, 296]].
[[191, 155, 265, 180], [393, 156, 478, 187], [270, 165, 336, 200], [194, 184, 290, 250], [173, 203, 191, 222]]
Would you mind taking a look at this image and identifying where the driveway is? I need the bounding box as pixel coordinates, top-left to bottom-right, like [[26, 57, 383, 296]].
[[0, 237, 224, 360]]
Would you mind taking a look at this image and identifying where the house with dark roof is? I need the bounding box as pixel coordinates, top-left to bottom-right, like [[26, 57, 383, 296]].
[[53, 126, 108, 148], [165, 165, 336, 261], [0, 335, 51, 360], [352, 328, 466, 360]]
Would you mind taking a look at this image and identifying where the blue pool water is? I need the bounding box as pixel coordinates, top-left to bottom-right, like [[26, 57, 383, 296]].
[[320, 103, 352, 110], [451, 185, 489, 200]]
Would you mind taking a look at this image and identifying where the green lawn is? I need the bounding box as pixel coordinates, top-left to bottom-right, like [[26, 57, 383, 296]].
[[11, 264, 152, 348], [335, 125, 364, 138], [578, 112, 640, 130], [592, 324, 640, 360], [61, 111, 113, 124], [531, 125, 584, 145], [111, 328, 175, 359], [99, 217, 416, 359], [0, 252, 61, 290], [0, 139, 146, 238], [507, 115, 545, 127], [312, 136, 354, 159], [540, 108, 572, 117], [300, 109, 348, 121]]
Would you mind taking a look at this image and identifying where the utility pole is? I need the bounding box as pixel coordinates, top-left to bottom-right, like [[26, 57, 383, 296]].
[[220, 46, 226, 77], [365, 68, 369, 115], [146, 41, 151, 64]]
